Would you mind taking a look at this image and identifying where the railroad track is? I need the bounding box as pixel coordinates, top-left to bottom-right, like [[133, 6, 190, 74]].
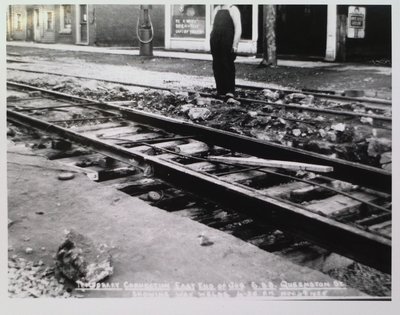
[[7, 67, 392, 120], [7, 81, 391, 275]]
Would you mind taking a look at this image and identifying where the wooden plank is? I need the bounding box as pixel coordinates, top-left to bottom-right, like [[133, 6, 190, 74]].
[[175, 141, 209, 155], [115, 132, 162, 142], [69, 122, 122, 133], [259, 181, 311, 199], [218, 170, 267, 182], [186, 161, 218, 172], [368, 221, 391, 233], [305, 192, 377, 217], [207, 156, 333, 173], [82, 125, 141, 139], [127, 140, 186, 154]]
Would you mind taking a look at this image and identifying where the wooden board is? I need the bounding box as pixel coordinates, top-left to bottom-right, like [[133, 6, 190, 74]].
[[208, 156, 333, 173]]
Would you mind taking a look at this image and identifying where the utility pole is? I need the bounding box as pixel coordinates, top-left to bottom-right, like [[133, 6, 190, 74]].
[[259, 5, 277, 67]]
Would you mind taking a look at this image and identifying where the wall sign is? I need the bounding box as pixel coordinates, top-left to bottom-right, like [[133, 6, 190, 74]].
[[171, 16, 205, 38], [171, 5, 206, 38], [347, 6, 366, 39]]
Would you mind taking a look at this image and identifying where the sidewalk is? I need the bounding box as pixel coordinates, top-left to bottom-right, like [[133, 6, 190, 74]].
[[6, 41, 392, 99], [7, 141, 365, 298], [8, 41, 344, 68]]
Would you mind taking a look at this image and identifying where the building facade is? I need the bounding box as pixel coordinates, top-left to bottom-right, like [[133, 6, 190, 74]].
[[7, 4, 391, 62]]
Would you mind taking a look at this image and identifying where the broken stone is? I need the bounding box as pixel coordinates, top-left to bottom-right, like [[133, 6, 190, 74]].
[[372, 128, 391, 139], [326, 131, 337, 142], [248, 111, 258, 118], [261, 89, 279, 101], [331, 123, 346, 132], [52, 84, 65, 90], [380, 152, 392, 164], [292, 129, 301, 137], [198, 233, 214, 246], [261, 105, 274, 113], [25, 247, 33, 254], [226, 98, 241, 105], [179, 104, 194, 114], [56, 230, 113, 284], [195, 97, 213, 106], [367, 138, 392, 157], [285, 92, 307, 102], [58, 172, 75, 181], [352, 125, 373, 142], [188, 107, 212, 121], [360, 116, 374, 125], [278, 118, 286, 125], [318, 129, 326, 138], [8, 219, 14, 228], [299, 95, 315, 105]]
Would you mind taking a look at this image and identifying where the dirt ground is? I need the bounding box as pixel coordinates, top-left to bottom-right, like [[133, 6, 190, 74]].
[[7, 45, 392, 99]]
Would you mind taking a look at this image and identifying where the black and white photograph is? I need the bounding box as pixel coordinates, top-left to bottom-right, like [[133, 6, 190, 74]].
[[3, 0, 398, 314]]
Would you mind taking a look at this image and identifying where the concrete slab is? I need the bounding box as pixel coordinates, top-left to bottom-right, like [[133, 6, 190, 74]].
[[7, 141, 365, 298]]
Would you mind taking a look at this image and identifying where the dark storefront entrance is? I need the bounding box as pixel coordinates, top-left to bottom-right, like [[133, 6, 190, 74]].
[[274, 5, 327, 59]]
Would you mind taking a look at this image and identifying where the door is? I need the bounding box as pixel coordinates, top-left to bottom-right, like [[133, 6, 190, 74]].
[[33, 9, 41, 41], [26, 10, 34, 41], [78, 4, 88, 44]]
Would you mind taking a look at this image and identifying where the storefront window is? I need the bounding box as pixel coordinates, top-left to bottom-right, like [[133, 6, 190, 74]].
[[16, 14, 22, 31], [237, 5, 252, 40], [171, 5, 206, 38], [60, 5, 72, 33], [47, 12, 53, 30]]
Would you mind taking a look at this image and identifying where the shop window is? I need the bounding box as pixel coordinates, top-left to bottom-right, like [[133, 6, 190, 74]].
[[60, 5, 72, 34], [171, 5, 206, 38], [16, 14, 22, 31], [237, 5, 252, 40], [211, 5, 253, 40], [46, 12, 53, 30]]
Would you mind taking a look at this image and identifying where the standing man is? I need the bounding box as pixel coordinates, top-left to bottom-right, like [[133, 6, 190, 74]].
[[210, 4, 242, 102]]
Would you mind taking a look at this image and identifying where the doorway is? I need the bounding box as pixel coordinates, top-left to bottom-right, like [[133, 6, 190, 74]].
[[276, 5, 327, 59], [76, 4, 89, 44], [33, 9, 41, 42]]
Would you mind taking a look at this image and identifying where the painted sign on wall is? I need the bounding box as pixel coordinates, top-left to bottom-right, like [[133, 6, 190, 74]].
[[171, 16, 205, 38], [347, 6, 366, 38]]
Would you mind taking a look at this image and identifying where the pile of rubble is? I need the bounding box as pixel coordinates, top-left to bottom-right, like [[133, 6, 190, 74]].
[[8, 256, 72, 298], [8, 75, 392, 168]]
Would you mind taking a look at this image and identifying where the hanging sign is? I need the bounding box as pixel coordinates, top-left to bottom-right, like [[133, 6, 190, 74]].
[[347, 6, 366, 39]]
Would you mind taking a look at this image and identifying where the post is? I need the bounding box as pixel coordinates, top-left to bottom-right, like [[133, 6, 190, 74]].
[[138, 5, 153, 56], [260, 5, 277, 67], [337, 14, 347, 62], [325, 4, 337, 61]]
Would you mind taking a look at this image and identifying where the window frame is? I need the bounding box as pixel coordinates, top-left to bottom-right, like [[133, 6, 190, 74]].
[[59, 5, 72, 34]]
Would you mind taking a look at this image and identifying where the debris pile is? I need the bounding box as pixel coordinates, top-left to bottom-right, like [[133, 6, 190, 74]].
[[8, 256, 72, 298], [7, 74, 392, 168], [55, 230, 113, 284]]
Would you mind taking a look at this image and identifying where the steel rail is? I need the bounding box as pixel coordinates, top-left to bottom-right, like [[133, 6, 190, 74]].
[[235, 83, 392, 106], [7, 81, 391, 194], [7, 108, 391, 273], [7, 68, 391, 121]]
